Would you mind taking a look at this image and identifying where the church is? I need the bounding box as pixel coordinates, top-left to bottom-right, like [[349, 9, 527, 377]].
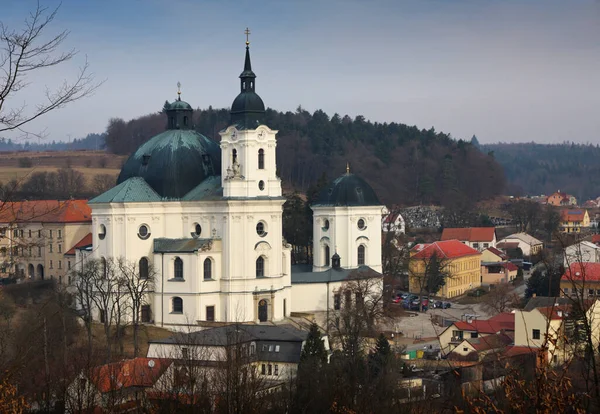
[[88, 37, 385, 328]]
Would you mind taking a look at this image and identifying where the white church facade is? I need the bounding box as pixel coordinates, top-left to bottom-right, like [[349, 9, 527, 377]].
[[87, 40, 384, 329]]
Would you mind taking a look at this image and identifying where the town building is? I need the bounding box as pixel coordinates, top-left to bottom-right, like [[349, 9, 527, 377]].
[[547, 190, 577, 207], [86, 40, 384, 328], [0, 200, 91, 283], [480, 247, 508, 263], [481, 262, 518, 285], [560, 262, 600, 299], [447, 331, 513, 362], [409, 240, 481, 299], [440, 227, 496, 252], [559, 209, 590, 233], [563, 241, 600, 267], [381, 211, 405, 235], [496, 233, 543, 257]]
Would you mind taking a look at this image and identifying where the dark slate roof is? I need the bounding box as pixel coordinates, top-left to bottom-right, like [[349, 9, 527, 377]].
[[117, 129, 221, 200], [89, 177, 161, 204], [524, 296, 572, 311], [182, 176, 223, 201], [230, 92, 265, 129], [150, 324, 308, 363], [168, 99, 192, 110], [313, 173, 381, 207], [291, 265, 381, 284], [153, 238, 212, 253]]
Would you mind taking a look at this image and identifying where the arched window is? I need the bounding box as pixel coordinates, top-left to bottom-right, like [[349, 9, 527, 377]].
[[232, 149, 237, 164], [324, 245, 330, 267], [204, 258, 212, 280], [357, 245, 365, 266], [174, 257, 184, 280], [139, 257, 149, 279], [258, 149, 265, 169], [172, 297, 183, 313], [256, 256, 265, 278]]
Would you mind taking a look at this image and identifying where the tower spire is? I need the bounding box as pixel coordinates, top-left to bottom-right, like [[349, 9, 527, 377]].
[[177, 81, 181, 101]]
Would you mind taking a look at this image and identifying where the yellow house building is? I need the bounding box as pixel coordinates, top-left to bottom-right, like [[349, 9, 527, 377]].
[[560, 209, 590, 233], [409, 240, 482, 299]]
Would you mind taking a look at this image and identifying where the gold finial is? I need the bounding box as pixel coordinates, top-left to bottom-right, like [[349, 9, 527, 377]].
[[346, 162, 350, 174], [245, 27, 251, 46], [177, 81, 181, 100]]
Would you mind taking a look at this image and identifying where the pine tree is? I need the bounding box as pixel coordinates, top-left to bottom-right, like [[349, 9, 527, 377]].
[[369, 333, 391, 377], [300, 323, 328, 364]]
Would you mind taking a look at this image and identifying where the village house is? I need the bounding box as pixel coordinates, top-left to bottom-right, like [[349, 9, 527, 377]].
[[547, 190, 577, 207], [447, 331, 514, 362], [0, 200, 91, 283], [381, 210, 405, 234], [437, 312, 515, 355], [481, 261, 518, 285], [560, 209, 590, 233], [440, 227, 496, 252], [514, 298, 600, 365], [560, 262, 600, 299], [409, 240, 482, 299], [563, 241, 600, 267], [496, 232, 543, 257], [480, 247, 508, 263]]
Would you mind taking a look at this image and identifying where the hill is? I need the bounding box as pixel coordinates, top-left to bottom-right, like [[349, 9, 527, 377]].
[[480, 141, 600, 201], [105, 107, 506, 206]]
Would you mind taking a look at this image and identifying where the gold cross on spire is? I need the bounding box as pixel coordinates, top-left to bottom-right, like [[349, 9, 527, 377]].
[[245, 27, 251, 46], [346, 162, 350, 174], [177, 81, 181, 100]]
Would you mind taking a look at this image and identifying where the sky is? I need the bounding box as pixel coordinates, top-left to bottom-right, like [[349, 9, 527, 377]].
[[2, 0, 600, 144]]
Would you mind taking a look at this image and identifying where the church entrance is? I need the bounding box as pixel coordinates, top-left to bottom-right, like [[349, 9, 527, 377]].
[[258, 299, 268, 322]]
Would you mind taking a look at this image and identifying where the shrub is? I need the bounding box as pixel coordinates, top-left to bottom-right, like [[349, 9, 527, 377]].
[[17, 158, 33, 168]]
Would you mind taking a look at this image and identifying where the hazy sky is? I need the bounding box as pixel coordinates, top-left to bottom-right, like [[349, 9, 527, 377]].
[[3, 0, 600, 144]]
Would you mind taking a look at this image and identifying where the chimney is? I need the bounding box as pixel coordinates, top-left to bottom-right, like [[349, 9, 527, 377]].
[[533, 293, 537, 298]]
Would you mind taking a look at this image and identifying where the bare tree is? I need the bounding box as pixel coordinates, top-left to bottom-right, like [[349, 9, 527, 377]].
[[71, 260, 98, 358], [408, 250, 451, 310], [0, 2, 102, 137], [117, 258, 154, 357], [480, 283, 520, 315]]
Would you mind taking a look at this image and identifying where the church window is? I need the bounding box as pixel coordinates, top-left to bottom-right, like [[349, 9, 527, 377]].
[[204, 258, 212, 280], [324, 245, 330, 267], [256, 256, 265, 278], [172, 297, 183, 314], [358, 245, 366, 266], [258, 180, 265, 191], [206, 305, 215, 321], [138, 224, 151, 240], [174, 257, 184, 280], [357, 218, 366, 230], [232, 149, 237, 164], [98, 224, 106, 240], [193, 223, 202, 237], [258, 149, 265, 169], [323, 219, 330, 230], [139, 257, 149, 279], [256, 221, 267, 237], [334, 294, 341, 310]]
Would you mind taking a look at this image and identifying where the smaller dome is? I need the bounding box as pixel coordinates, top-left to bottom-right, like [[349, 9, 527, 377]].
[[168, 99, 192, 110], [314, 173, 381, 207]]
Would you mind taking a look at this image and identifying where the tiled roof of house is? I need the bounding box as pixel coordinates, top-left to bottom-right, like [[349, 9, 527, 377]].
[[453, 312, 515, 334], [523, 296, 572, 311], [536, 305, 570, 320], [466, 331, 513, 352], [562, 262, 600, 282], [560, 209, 587, 222], [500, 262, 519, 272], [89, 358, 171, 393], [500, 232, 543, 245], [503, 345, 539, 357], [441, 227, 495, 242], [411, 240, 481, 260], [593, 235, 600, 245], [485, 247, 508, 260], [0, 200, 91, 223], [64, 233, 93, 255], [496, 242, 520, 250]]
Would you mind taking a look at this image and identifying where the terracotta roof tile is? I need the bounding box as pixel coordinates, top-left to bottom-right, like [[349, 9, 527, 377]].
[[562, 262, 600, 282], [89, 358, 171, 393], [441, 227, 495, 242], [0, 200, 91, 223], [64, 233, 92, 256], [485, 247, 508, 260], [560, 209, 587, 222], [452, 313, 515, 334], [503, 345, 539, 357], [467, 332, 513, 352], [411, 240, 481, 260]]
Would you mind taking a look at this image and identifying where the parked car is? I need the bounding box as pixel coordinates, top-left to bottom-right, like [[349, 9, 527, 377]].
[[434, 301, 451, 309], [392, 297, 402, 304]]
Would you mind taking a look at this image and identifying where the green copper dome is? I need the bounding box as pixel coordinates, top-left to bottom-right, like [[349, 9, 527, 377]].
[[313, 173, 381, 207], [168, 99, 193, 110], [117, 129, 221, 199]]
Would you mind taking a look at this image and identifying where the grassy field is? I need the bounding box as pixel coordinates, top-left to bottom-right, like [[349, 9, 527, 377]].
[[91, 323, 175, 358], [0, 150, 126, 185]]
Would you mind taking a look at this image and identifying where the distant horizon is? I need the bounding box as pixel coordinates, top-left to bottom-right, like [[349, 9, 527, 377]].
[[3, 0, 599, 145]]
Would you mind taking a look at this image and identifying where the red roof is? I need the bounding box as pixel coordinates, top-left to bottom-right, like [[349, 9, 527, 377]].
[[467, 332, 513, 352], [441, 227, 495, 242], [501, 262, 519, 272], [592, 235, 600, 245], [561, 262, 600, 282], [485, 247, 508, 260], [560, 209, 587, 223], [65, 233, 92, 256], [411, 240, 481, 260], [453, 313, 515, 334], [0, 200, 91, 223], [89, 358, 171, 393], [503, 345, 539, 357], [536, 306, 570, 320]]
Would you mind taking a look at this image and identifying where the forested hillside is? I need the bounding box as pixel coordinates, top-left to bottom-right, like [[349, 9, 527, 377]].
[[480, 141, 600, 201], [105, 107, 506, 206]]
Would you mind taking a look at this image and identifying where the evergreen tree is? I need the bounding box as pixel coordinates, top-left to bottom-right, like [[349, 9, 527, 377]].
[[369, 333, 391, 377], [300, 322, 328, 364]]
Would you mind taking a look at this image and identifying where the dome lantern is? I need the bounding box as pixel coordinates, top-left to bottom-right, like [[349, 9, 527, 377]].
[[164, 82, 193, 130]]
